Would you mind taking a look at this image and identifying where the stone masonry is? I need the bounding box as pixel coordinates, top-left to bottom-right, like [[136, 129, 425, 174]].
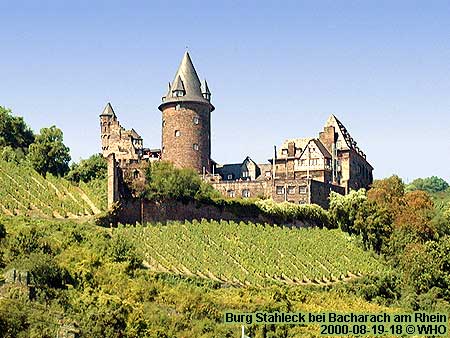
[[101, 51, 373, 210]]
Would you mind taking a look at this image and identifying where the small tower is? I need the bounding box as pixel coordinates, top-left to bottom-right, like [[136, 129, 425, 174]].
[[99, 102, 117, 156], [158, 52, 215, 173]]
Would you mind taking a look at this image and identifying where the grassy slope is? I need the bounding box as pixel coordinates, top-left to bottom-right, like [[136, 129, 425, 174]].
[[0, 160, 106, 218], [121, 221, 384, 287], [0, 217, 396, 338]]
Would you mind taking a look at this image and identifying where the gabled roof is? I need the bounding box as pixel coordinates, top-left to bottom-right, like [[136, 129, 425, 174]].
[[130, 128, 142, 140], [297, 139, 332, 159], [277, 138, 312, 158], [325, 114, 354, 150], [100, 102, 116, 117], [159, 52, 214, 111], [325, 114, 368, 159]]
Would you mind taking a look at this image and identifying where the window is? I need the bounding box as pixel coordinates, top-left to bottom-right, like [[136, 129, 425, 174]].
[[175, 104, 181, 110], [133, 170, 140, 179], [309, 159, 318, 165], [299, 186, 307, 193], [162, 120, 166, 127], [193, 116, 199, 125], [287, 186, 296, 195], [173, 90, 184, 97], [175, 130, 181, 137], [242, 189, 250, 198], [227, 174, 233, 180], [300, 159, 306, 166], [265, 171, 271, 177], [242, 171, 249, 178], [276, 186, 285, 195], [193, 143, 199, 151], [227, 190, 235, 198], [281, 149, 288, 155]]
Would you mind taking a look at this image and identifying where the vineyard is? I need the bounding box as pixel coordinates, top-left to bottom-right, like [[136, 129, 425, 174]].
[[0, 160, 106, 218], [121, 220, 384, 287]]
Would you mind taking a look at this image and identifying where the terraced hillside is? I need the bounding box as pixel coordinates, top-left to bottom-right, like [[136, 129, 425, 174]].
[[0, 160, 106, 218], [121, 220, 384, 287]]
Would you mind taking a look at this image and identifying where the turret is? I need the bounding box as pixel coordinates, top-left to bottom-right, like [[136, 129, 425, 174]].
[[99, 102, 116, 154], [158, 52, 215, 173]]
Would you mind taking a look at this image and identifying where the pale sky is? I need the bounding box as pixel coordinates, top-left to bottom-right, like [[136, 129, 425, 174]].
[[1, 0, 449, 182]]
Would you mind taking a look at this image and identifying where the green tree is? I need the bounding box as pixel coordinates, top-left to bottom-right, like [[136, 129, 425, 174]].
[[0, 106, 34, 151], [27, 126, 71, 176], [329, 189, 367, 234], [406, 176, 449, 193], [66, 153, 107, 183], [354, 201, 393, 253], [145, 161, 217, 201]]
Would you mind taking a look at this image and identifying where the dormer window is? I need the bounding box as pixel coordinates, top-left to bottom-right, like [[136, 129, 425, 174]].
[[173, 90, 184, 97], [202, 92, 211, 101]]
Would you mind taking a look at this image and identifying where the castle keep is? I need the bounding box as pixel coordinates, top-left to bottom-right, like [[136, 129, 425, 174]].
[[101, 52, 373, 209]]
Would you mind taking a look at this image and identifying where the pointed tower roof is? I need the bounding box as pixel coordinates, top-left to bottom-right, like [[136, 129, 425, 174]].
[[201, 79, 210, 95], [159, 51, 214, 111], [100, 102, 116, 117], [163, 83, 171, 99], [172, 75, 185, 92]]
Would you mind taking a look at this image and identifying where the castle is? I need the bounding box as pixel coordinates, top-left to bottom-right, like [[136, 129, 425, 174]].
[[100, 52, 373, 209]]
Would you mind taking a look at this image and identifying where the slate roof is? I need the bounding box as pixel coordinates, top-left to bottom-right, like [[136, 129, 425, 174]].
[[159, 52, 214, 111], [100, 102, 116, 117]]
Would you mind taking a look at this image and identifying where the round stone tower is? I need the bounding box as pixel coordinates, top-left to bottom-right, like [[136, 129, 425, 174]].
[[158, 52, 214, 173]]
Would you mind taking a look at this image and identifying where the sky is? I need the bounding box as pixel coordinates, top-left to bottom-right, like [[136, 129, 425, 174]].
[[1, 0, 449, 182]]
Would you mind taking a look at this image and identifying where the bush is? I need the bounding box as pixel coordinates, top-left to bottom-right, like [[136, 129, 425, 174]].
[[66, 153, 107, 183], [329, 189, 367, 233], [145, 161, 220, 201], [255, 199, 332, 228]]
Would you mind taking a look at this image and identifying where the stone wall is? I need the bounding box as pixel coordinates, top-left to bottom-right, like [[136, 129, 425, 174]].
[[211, 180, 269, 199], [161, 102, 211, 173], [100, 114, 142, 161], [115, 199, 273, 225]]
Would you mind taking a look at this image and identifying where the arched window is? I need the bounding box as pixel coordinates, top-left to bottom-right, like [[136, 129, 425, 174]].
[[133, 170, 139, 179], [175, 130, 181, 137]]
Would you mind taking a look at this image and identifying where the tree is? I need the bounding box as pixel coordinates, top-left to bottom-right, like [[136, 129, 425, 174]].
[[395, 190, 437, 240], [66, 153, 107, 183], [354, 201, 393, 254], [27, 126, 71, 176], [0, 106, 35, 151], [368, 175, 405, 215], [145, 161, 217, 201], [406, 176, 449, 194], [329, 189, 367, 234]]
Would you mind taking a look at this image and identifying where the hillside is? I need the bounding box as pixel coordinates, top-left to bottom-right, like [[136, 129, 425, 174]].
[[0, 160, 106, 218], [120, 220, 384, 287], [0, 217, 394, 338]]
